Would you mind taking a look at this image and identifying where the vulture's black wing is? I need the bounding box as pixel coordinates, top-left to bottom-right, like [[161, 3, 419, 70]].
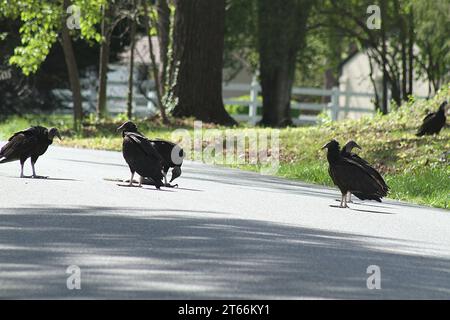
[[332, 158, 387, 201], [347, 154, 388, 193], [417, 112, 436, 136], [126, 133, 164, 163], [0, 129, 39, 163]]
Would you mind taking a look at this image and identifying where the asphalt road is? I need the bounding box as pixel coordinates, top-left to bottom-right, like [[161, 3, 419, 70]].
[[0, 144, 449, 299]]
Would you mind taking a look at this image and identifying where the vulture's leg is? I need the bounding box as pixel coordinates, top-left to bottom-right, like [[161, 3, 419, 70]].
[[128, 171, 135, 186], [31, 161, 36, 177], [343, 194, 349, 208], [347, 192, 353, 203], [30, 157, 47, 179], [340, 194, 345, 208], [162, 170, 168, 185], [138, 176, 144, 187], [19, 160, 25, 178], [162, 169, 178, 188]]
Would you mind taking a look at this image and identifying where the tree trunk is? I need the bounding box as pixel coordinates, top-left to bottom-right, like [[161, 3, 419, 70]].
[[258, 0, 311, 127], [127, 6, 137, 120], [61, 0, 83, 128], [368, 52, 381, 111], [394, 0, 408, 101], [96, 4, 112, 119], [156, 0, 170, 97], [407, 7, 414, 96], [380, 0, 389, 114], [143, 0, 169, 123], [171, 0, 236, 125]]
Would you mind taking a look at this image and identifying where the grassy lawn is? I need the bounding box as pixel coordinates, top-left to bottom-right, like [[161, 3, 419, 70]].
[[1, 85, 449, 209]]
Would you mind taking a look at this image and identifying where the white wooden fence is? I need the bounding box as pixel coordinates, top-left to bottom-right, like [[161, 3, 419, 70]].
[[223, 76, 376, 125], [54, 76, 378, 123]]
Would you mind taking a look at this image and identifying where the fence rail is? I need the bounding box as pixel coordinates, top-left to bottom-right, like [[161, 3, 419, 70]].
[[54, 76, 379, 124], [223, 76, 376, 124]]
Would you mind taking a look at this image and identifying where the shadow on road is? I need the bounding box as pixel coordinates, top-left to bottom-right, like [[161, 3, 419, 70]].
[[0, 205, 449, 299]]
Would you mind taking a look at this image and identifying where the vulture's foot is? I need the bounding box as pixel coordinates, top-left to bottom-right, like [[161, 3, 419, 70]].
[[31, 175, 48, 179], [117, 184, 142, 188], [164, 183, 178, 188]]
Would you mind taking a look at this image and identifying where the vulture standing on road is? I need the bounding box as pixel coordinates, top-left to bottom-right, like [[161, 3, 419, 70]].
[[416, 101, 447, 136], [150, 139, 184, 186], [0, 126, 61, 178], [340, 140, 389, 203], [322, 140, 388, 208], [117, 121, 165, 189]]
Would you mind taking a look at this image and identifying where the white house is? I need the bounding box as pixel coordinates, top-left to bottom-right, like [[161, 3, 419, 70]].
[[338, 50, 431, 119]]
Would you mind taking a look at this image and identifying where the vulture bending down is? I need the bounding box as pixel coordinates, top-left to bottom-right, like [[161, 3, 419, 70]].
[[117, 121, 165, 189], [150, 139, 184, 186], [322, 140, 388, 208], [0, 126, 61, 178], [416, 101, 447, 136], [341, 140, 389, 203]]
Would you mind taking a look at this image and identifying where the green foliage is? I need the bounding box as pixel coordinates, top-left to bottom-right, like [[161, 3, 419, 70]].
[[75, 0, 105, 42], [2, 0, 104, 75], [8, 1, 60, 75], [224, 0, 259, 73], [413, 0, 450, 90]]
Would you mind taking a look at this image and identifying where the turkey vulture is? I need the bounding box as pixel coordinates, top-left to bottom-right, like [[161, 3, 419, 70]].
[[416, 101, 447, 136], [0, 126, 61, 178], [150, 139, 184, 185], [117, 121, 164, 189], [341, 140, 389, 203], [322, 140, 388, 208]]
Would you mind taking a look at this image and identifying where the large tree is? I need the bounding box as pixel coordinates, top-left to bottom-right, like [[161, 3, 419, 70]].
[[2, 0, 104, 127], [258, 0, 313, 127], [413, 0, 449, 95], [170, 0, 236, 125]]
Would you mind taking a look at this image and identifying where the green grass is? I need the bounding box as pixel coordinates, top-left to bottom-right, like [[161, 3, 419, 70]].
[[1, 84, 449, 209]]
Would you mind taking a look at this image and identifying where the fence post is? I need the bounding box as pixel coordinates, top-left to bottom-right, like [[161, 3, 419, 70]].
[[249, 74, 259, 125], [328, 86, 339, 121]]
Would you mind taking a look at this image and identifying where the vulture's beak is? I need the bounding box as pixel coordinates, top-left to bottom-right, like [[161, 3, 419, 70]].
[[354, 142, 362, 150], [170, 166, 182, 183], [321, 143, 329, 150], [56, 132, 62, 140], [116, 124, 125, 132]]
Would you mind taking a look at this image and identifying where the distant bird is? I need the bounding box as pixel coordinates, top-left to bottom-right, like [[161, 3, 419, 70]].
[[416, 101, 447, 136], [340, 140, 389, 203], [322, 140, 388, 208], [150, 139, 184, 186], [117, 121, 164, 189], [0, 126, 61, 178]]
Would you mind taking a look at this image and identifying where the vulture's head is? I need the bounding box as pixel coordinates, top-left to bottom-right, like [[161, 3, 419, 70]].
[[438, 101, 448, 113], [48, 128, 62, 141], [321, 139, 340, 151], [170, 166, 182, 183], [343, 140, 362, 153], [117, 121, 138, 133]]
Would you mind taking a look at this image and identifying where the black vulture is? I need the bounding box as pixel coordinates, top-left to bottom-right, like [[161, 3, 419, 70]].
[[150, 139, 184, 186], [340, 140, 389, 203], [322, 140, 388, 208], [117, 121, 164, 189], [0, 126, 61, 178], [416, 101, 447, 136]]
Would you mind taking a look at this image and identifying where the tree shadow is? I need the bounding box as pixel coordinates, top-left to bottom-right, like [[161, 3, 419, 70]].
[[0, 205, 449, 299]]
